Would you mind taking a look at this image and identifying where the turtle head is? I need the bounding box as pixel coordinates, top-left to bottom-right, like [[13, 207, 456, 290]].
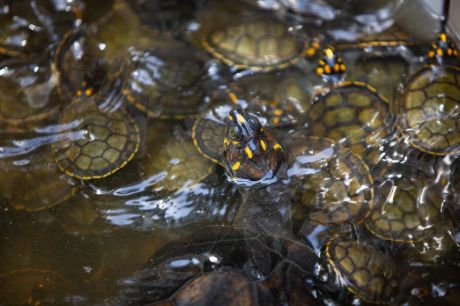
[[223, 108, 285, 185], [316, 46, 346, 83], [427, 32, 459, 65]]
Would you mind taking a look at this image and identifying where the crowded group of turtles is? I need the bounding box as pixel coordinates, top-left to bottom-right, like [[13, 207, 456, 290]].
[[1, 0, 460, 305]]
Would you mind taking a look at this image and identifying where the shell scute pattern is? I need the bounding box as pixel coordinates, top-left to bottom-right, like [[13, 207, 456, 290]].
[[204, 19, 306, 71], [400, 66, 460, 155], [307, 82, 393, 166], [326, 237, 398, 303], [52, 99, 140, 180]]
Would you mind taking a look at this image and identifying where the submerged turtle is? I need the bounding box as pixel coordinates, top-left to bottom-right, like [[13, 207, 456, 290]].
[[364, 162, 444, 243], [198, 7, 320, 72], [398, 32, 460, 155], [120, 38, 214, 119], [324, 236, 399, 303], [304, 46, 395, 166], [0, 56, 61, 128], [0, 133, 76, 212], [52, 95, 140, 180], [0, 269, 74, 305]]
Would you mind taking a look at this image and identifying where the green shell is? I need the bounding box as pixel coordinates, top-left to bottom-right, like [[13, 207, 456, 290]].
[[202, 18, 307, 71], [121, 39, 209, 119], [399, 65, 460, 155], [307, 82, 393, 167], [346, 55, 409, 105], [285, 132, 373, 225], [0, 140, 76, 212], [142, 128, 214, 192], [325, 237, 399, 303], [0, 269, 73, 305], [0, 57, 61, 127], [364, 163, 443, 243], [52, 97, 140, 180]]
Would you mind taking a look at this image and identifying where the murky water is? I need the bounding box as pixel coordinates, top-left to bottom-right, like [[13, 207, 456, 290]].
[[0, 0, 460, 305]]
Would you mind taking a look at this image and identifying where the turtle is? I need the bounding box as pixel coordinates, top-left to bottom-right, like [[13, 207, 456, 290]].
[[120, 37, 215, 119], [54, 0, 158, 102], [364, 162, 444, 243], [397, 36, 460, 155], [0, 269, 75, 305], [0, 133, 77, 212], [51, 94, 141, 180], [304, 46, 395, 167], [192, 70, 316, 165], [324, 236, 399, 303], [0, 56, 61, 129], [197, 5, 320, 72], [194, 107, 373, 227]]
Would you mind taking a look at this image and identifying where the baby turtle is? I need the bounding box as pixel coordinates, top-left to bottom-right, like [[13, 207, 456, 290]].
[[193, 70, 315, 164], [325, 236, 399, 303], [398, 32, 460, 155], [0, 134, 76, 212], [153, 269, 276, 306], [0, 56, 61, 128], [364, 163, 444, 243], [52, 95, 140, 180], [200, 11, 318, 71], [284, 132, 373, 225], [121, 38, 212, 119], [306, 46, 395, 166]]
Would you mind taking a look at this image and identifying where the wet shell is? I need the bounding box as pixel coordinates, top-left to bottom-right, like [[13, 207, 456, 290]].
[[326, 237, 399, 303], [285, 132, 373, 225], [399, 65, 460, 155], [52, 97, 140, 180], [307, 82, 394, 166]]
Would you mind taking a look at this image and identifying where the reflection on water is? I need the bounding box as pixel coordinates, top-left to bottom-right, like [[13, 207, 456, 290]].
[[0, 0, 460, 305]]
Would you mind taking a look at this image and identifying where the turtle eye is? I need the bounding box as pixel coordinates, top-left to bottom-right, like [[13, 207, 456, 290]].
[[228, 125, 241, 140]]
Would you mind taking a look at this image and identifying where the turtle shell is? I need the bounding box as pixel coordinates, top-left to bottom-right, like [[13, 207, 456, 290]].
[[155, 269, 276, 306], [364, 163, 443, 243], [0, 269, 74, 305], [0, 57, 61, 128], [121, 39, 210, 119], [202, 17, 308, 71], [306, 82, 394, 167], [0, 137, 76, 212], [284, 132, 373, 225], [325, 237, 399, 303], [52, 96, 140, 180], [346, 55, 409, 106], [399, 65, 460, 155]]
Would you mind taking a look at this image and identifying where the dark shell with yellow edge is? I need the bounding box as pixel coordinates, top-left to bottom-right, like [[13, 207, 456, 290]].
[[52, 96, 140, 180], [121, 39, 211, 120], [202, 16, 312, 71], [306, 81, 394, 167], [0, 269, 74, 305], [364, 162, 443, 243], [325, 237, 399, 303], [284, 131, 373, 225], [399, 65, 460, 155]]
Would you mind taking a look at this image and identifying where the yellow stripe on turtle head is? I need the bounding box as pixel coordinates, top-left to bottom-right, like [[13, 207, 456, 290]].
[[232, 161, 241, 171], [244, 146, 253, 159], [260, 139, 267, 151], [273, 143, 282, 150], [236, 113, 246, 124]]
